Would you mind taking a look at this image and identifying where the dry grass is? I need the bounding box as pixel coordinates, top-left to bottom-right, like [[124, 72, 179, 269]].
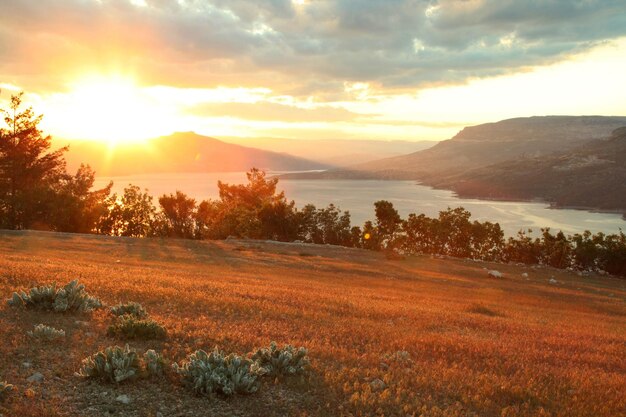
[[0, 230, 624, 417]]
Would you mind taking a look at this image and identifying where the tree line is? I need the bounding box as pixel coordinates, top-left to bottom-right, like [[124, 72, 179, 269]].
[[1, 92, 624, 277]]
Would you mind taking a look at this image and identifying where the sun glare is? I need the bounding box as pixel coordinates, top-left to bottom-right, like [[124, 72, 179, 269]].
[[41, 75, 176, 145]]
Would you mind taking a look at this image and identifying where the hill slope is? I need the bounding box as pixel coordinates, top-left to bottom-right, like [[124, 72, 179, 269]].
[[356, 116, 626, 178], [59, 132, 330, 176], [432, 127, 626, 210], [0, 230, 624, 416]]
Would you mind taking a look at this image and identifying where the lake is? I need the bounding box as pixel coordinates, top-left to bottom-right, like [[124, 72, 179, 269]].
[[94, 172, 626, 237]]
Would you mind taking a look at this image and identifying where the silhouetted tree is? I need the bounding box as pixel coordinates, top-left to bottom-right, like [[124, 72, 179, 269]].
[[97, 184, 155, 237], [47, 164, 112, 233], [0, 92, 110, 231], [296, 203, 354, 246], [0, 92, 67, 229], [154, 191, 197, 238], [211, 168, 299, 240], [374, 200, 402, 250]]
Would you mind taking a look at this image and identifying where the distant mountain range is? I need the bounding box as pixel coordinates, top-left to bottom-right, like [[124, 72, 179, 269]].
[[220, 137, 435, 166], [60, 132, 331, 176], [59, 133, 434, 176], [281, 116, 626, 211]]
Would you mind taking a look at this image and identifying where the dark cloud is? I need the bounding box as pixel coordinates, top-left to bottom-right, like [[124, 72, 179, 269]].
[[0, 0, 625, 96]]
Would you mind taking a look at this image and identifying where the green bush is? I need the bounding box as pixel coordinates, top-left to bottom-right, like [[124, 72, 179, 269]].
[[107, 315, 167, 340], [7, 280, 102, 313], [110, 302, 148, 319], [0, 380, 13, 401], [27, 324, 65, 341], [250, 341, 309, 377], [144, 349, 165, 377], [173, 348, 259, 396], [76, 345, 140, 383]]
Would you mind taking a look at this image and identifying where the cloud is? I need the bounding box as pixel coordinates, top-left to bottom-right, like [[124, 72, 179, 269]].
[[1, 0, 625, 97], [187, 101, 366, 122]]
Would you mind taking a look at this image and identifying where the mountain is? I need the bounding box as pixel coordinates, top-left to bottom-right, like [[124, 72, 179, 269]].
[[279, 116, 626, 211], [220, 137, 436, 166], [59, 132, 330, 176], [431, 127, 626, 211], [353, 116, 626, 179]]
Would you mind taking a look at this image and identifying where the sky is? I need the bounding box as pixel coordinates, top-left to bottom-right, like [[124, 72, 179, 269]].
[[1, 0, 626, 143]]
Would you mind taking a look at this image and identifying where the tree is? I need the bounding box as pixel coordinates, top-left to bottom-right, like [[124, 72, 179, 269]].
[[213, 168, 299, 240], [97, 185, 155, 237], [47, 164, 112, 233], [296, 203, 354, 246], [0, 92, 67, 229], [0, 92, 110, 231], [374, 200, 402, 250], [154, 191, 197, 238]]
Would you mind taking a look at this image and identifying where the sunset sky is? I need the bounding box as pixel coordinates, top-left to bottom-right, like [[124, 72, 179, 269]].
[[1, 0, 625, 143]]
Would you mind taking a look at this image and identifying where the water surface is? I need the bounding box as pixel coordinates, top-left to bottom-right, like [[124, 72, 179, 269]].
[[94, 172, 626, 237]]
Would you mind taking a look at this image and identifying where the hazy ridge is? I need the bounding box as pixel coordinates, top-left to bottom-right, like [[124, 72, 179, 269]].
[[282, 116, 626, 211]]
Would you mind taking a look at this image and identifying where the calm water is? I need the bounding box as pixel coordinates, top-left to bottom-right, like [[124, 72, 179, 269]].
[[94, 172, 626, 237]]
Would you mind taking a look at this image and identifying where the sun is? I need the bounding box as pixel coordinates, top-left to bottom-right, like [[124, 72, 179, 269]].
[[42, 75, 175, 145]]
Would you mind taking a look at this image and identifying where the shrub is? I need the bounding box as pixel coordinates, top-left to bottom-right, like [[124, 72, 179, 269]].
[[7, 280, 102, 313], [76, 345, 140, 383], [110, 302, 148, 319], [173, 348, 259, 396], [250, 341, 310, 377], [107, 315, 167, 340], [0, 381, 13, 401], [144, 349, 165, 377], [27, 324, 66, 341]]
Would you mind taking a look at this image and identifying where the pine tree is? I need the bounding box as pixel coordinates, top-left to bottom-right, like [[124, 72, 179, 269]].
[[0, 92, 67, 229]]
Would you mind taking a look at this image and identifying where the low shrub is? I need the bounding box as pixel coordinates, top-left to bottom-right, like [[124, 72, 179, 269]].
[[110, 302, 148, 319], [76, 345, 140, 383], [0, 380, 13, 401], [144, 349, 165, 377], [173, 348, 259, 396], [7, 280, 102, 313], [27, 324, 66, 341], [250, 341, 310, 377], [107, 316, 167, 340]]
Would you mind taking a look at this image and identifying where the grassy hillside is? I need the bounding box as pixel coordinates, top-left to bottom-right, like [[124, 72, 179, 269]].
[[0, 231, 624, 416]]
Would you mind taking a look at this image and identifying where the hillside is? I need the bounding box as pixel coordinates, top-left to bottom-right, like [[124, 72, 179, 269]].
[[59, 132, 330, 176], [1, 230, 625, 416], [431, 127, 626, 210], [280, 116, 626, 210], [353, 116, 626, 177]]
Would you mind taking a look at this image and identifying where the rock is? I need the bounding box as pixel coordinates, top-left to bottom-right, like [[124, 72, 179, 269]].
[[156, 413, 164, 417], [22, 362, 31, 369], [116, 394, 131, 404], [488, 270, 503, 278], [549, 278, 558, 284], [521, 273, 528, 278], [27, 372, 44, 383], [370, 378, 386, 392]]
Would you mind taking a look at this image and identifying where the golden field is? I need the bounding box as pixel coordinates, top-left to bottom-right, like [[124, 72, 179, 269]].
[[0, 230, 624, 417]]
